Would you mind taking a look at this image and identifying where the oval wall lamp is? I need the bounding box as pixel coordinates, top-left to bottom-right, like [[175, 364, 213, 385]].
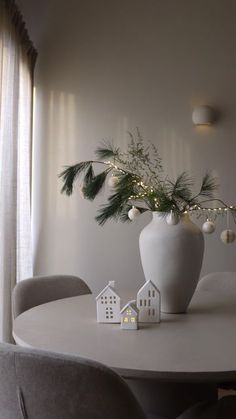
[[192, 105, 216, 126]]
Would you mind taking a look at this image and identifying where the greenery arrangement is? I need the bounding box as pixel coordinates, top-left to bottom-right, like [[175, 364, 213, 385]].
[[59, 130, 222, 225]]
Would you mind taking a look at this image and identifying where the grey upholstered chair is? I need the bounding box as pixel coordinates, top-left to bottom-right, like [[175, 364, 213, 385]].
[[0, 342, 147, 419], [197, 272, 236, 292], [197, 272, 236, 391], [12, 275, 91, 319], [177, 396, 236, 418]]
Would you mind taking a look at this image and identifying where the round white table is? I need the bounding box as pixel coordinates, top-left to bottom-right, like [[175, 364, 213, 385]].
[[13, 277, 236, 417]]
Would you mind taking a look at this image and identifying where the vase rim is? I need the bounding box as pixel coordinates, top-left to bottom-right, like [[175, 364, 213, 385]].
[[152, 211, 189, 218]]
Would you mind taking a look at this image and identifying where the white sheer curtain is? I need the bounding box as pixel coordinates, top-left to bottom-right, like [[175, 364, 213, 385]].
[[0, 0, 37, 342]]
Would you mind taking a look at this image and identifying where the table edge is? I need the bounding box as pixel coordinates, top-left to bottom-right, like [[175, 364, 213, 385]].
[[13, 329, 236, 384]]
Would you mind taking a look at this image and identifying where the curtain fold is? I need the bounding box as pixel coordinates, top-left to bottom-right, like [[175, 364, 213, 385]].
[[0, 0, 37, 342]]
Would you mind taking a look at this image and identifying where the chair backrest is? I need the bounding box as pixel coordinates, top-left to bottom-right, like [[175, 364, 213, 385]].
[[177, 396, 236, 418], [12, 275, 91, 319], [0, 343, 146, 419], [197, 272, 236, 292]]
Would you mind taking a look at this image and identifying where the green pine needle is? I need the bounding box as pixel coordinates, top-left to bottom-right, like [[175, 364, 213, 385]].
[[59, 161, 92, 195], [155, 189, 175, 212], [84, 164, 94, 186], [83, 170, 109, 201], [168, 172, 193, 204], [95, 193, 125, 225], [199, 172, 218, 198], [95, 142, 120, 160], [115, 173, 135, 191]]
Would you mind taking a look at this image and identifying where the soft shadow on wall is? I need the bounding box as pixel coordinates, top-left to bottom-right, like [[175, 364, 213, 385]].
[[31, 0, 236, 293]]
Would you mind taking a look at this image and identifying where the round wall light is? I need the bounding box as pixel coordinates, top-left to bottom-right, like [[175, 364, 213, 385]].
[[192, 105, 215, 125]]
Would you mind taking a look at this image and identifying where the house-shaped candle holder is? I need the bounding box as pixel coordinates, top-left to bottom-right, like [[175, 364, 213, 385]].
[[96, 281, 121, 323], [137, 280, 160, 323], [120, 300, 139, 330]]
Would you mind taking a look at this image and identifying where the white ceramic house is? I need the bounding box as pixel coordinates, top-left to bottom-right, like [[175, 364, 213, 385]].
[[120, 300, 139, 330], [137, 280, 160, 323], [96, 281, 121, 323]]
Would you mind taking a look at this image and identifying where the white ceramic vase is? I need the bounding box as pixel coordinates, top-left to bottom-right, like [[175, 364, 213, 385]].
[[139, 212, 204, 313]]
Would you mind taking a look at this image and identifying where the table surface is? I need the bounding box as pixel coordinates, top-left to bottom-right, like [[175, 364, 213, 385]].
[[13, 277, 236, 382]]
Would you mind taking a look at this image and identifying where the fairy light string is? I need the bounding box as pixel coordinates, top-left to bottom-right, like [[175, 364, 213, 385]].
[[105, 160, 236, 236], [188, 204, 236, 223]]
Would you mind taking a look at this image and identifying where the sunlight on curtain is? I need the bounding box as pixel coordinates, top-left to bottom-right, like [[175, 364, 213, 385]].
[[0, 0, 37, 342]]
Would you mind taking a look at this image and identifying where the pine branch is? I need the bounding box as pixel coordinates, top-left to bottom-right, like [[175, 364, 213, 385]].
[[168, 172, 193, 203], [95, 142, 120, 160], [95, 193, 126, 225], [83, 170, 109, 200], [187, 173, 218, 208], [95, 173, 137, 224], [84, 164, 94, 185], [59, 131, 221, 224], [59, 161, 92, 195], [199, 172, 218, 198], [115, 172, 135, 191], [155, 189, 176, 212]]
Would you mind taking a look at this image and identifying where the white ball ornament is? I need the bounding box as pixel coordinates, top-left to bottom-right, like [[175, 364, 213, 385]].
[[202, 220, 215, 234], [128, 207, 141, 221], [220, 229, 236, 244], [166, 211, 180, 225], [108, 176, 119, 188]]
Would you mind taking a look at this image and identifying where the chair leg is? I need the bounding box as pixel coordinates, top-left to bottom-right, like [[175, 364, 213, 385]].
[[125, 378, 218, 419]]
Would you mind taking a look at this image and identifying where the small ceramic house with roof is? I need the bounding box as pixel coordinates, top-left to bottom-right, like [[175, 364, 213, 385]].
[[137, 280, 160, 323], [96, 281, 121, 323], [120, 300, 139, 330]]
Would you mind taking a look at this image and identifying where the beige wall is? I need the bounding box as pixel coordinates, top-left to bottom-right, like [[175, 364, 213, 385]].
[[19, 0, 236, 293]]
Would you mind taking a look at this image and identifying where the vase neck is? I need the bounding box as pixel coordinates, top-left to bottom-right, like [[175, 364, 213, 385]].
[[152, 211, 189, 222], [152, 211, 168, 221]]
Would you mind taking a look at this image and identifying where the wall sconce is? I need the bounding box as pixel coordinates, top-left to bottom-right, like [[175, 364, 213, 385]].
[[192, 105, 215, 126]]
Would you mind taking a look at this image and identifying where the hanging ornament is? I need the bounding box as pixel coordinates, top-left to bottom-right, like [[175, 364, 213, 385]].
[[220, 229, 236, 244], [108, 175, 119, 188], [220, 209, 235, 243], [202, 220, 215, 234], [128, 206, 141, 221], [166, 210, 180, 225]]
